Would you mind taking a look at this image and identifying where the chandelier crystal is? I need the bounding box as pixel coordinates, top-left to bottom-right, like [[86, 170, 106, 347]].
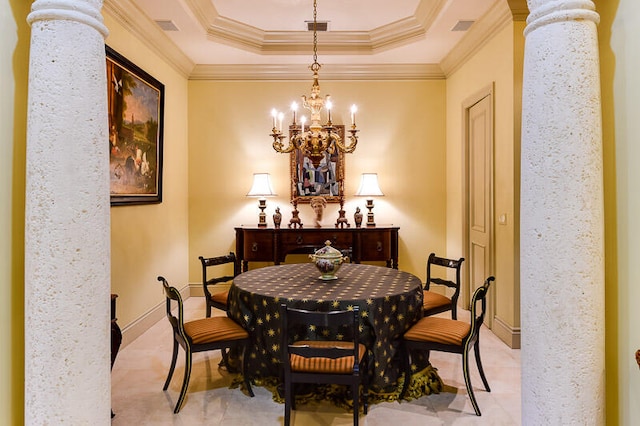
[[269, 0, 359, 168]]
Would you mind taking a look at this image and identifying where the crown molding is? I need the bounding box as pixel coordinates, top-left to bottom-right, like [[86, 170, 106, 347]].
[[368, 16, 426, 51], [440, 0, 513, 77], [181, 0, 218, 31], [203, 22, 427, 55], [206, 23, 374, 54], [103, 0, 194, 77], [508, 0, 530, 21], [189, 63, 445, 81], [416, 0, 449, 24], [185, 0, 446, 54]]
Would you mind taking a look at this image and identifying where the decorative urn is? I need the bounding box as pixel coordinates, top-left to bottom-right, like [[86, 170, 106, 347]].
[[309, 240, 347, 280]]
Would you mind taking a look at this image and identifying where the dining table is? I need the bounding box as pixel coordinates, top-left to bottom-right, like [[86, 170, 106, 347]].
[[227, 262, 443, 403]]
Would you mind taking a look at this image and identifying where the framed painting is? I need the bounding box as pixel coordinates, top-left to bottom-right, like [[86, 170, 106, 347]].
[[106, 45, 164, 206], [290, 125, 345, 204]]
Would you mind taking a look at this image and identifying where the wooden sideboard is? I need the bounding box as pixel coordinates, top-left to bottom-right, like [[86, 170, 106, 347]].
[[235, 226, 399, 272]]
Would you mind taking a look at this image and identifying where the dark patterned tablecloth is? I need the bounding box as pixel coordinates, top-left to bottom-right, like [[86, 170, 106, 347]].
[[228, 262, 436, 396]]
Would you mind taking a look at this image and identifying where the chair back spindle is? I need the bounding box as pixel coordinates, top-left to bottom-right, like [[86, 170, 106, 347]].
[[199, 252, 238, 317], [423, 252, 465, 319]]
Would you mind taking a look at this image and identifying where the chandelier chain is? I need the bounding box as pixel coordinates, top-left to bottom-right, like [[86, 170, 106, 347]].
[[311, 0, 319, 71], [269, 0, 359, 167]]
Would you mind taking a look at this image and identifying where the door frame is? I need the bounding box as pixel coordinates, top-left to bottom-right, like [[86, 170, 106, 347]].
[[461, 83, 495, 328]]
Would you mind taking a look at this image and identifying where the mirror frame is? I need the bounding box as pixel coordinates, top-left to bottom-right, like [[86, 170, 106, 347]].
[[289, 125, 345, 204]]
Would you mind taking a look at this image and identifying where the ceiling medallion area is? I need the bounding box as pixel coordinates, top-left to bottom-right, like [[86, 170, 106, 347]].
[[190, 0, 431, 55]]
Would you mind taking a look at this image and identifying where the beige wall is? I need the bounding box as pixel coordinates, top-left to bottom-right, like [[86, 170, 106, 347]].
[[2, 1, 29, 423], [104, 13, 191, 332], [597, 0, 638, 424], [445, 21, 522, 346], [187, 80, 447, 283]]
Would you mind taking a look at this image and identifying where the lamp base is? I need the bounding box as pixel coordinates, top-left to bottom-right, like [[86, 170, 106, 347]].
[[258, 199, 268, 228], [365, 199, 376, 227]]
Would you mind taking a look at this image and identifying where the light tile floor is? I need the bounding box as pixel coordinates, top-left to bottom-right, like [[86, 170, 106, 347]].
[[111, 297, 521, 425]]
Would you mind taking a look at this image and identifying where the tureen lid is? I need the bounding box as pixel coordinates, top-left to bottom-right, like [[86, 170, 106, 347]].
[[313, 240, 342, 257]]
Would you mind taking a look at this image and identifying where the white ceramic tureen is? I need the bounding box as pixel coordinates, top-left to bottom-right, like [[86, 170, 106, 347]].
[[309, 240, 347, 280]]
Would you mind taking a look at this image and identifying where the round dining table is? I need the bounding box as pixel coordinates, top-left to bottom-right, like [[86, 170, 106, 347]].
[[227, 262, 443, 400]]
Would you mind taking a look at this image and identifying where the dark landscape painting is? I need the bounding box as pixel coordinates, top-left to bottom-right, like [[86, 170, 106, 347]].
[[107, 46, 164, 206]]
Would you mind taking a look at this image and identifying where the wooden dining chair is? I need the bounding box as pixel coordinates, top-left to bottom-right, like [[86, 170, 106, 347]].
[[400, 276, 494, 416], [158, 276, 253, 413], [279, 304, 369, 426], [198, 252, 238, 317], [422, 253, 465, 319]]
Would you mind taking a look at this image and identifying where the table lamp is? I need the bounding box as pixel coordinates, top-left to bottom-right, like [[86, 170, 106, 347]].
[[355, 173, 384, 227], [247, 173, 276, 228]]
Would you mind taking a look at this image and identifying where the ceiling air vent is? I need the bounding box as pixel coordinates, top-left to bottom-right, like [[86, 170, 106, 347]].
[[451, 20, 474, 32], [155, 20, 179, 31], [305, 20, 329, 31]]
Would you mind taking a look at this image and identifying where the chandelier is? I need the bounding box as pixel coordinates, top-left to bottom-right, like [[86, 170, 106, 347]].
[[269, 0, 359, 168]]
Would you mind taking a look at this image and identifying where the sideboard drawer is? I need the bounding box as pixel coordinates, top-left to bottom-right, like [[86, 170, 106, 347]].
[[323, 232, 352, 250], [279, 231, 311, 247], [359, 231, 391, 261], [279, 230, 352, 250], [242, 230, 274, 261]]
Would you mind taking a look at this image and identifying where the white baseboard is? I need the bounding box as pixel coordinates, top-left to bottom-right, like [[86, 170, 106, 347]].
[[189, 282, 231, 298], [189, 283, 204, 297], [118, 284, 191, 349], [492, 315, 521, 349]]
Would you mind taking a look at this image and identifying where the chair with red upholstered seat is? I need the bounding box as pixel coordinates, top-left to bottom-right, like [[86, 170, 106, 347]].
[[158, 276, 253, 413], [422, 253, 465, 319], [400, 276, 494, 416], [199, 253, 238, 317], [280, 304, 369, 426]]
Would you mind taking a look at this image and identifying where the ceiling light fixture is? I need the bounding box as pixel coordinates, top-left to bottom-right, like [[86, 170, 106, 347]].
[[269, 0, 359, 168]]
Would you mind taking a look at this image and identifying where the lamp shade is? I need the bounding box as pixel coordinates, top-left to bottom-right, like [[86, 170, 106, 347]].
[[355, 173, 384, 197], [247, 173, 276, 197]]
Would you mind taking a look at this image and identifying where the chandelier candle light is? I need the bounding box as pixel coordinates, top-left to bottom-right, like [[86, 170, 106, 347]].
[[269, 0, 359, 168]]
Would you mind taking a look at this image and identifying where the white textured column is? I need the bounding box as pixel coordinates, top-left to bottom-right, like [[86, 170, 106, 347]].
[[521, 1, 604, 424], [25, 1, 110, 423]]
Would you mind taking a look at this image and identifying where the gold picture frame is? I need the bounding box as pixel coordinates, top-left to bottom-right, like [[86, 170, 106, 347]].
[[290, 125, 345, 204]]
